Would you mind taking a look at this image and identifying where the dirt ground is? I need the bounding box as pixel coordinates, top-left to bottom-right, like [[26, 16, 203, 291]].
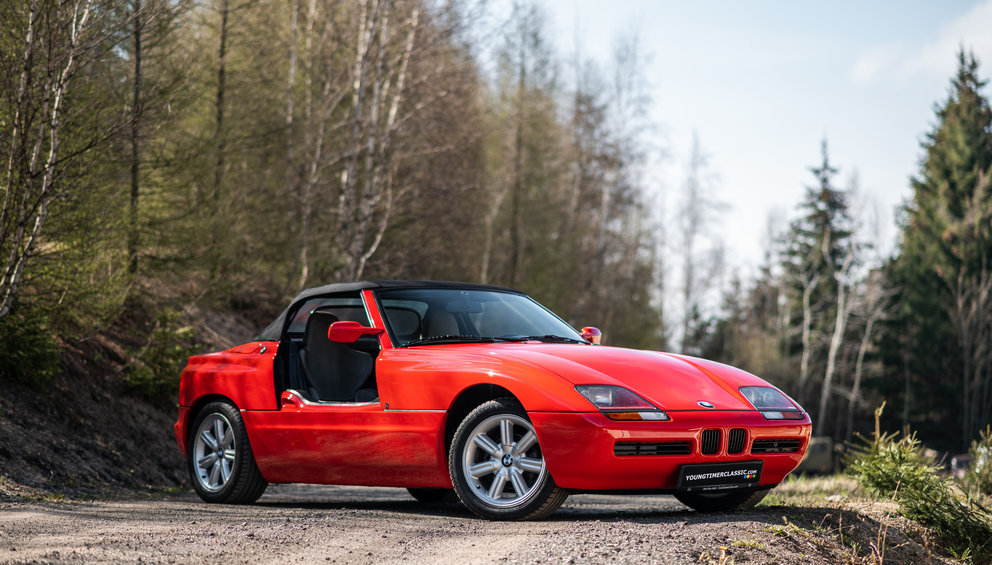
[[0, 484, 956, 564]]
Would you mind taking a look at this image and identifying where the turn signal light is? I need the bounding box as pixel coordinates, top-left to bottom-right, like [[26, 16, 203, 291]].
[[604, 410, 670, 421]]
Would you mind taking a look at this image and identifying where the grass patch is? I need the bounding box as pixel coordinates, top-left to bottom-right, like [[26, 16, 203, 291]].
[[765, 473, 869, 507]]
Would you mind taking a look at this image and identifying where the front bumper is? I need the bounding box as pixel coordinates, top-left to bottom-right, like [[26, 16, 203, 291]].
[[530, 410, 811, 491]]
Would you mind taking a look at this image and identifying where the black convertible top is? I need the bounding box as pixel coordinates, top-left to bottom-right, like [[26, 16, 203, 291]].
[[255, 280, 519, 341]]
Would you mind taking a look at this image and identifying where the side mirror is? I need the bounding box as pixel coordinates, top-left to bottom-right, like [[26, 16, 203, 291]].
[[581, 326, 602, 345], [327, 321, 383, 343]]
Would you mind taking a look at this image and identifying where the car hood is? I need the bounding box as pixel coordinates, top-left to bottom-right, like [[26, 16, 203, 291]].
[[501, 344, 781, 412]]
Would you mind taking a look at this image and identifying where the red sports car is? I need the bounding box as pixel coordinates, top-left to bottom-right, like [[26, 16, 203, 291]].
[[174, 280, 810, 520]]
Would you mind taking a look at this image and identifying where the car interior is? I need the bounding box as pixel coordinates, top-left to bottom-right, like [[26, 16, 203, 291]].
[[290, 300, 383, 403], [286, 294, 530, 403]]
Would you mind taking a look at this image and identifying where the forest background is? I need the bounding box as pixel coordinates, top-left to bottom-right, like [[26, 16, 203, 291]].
[[1, 0, 991, 458]]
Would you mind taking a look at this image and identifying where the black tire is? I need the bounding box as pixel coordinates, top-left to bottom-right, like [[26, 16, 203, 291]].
[[674, 487, 770, 512], [407, 487, 457, 503], [188, 401, 268, 503], [449, 398, 568, 520]]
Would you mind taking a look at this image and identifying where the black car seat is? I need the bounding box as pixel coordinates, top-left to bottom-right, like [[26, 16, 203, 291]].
[[300, 310, 375, 402]]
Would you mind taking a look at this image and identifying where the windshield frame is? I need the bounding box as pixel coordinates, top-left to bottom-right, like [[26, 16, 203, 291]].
[[372, 287, 587, 347]]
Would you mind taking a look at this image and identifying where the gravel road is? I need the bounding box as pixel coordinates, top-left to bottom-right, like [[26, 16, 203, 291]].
[[0, 484, 933, 564]]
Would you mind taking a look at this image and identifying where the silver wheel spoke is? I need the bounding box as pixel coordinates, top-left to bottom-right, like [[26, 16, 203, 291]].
[[220, 459, 232, 483], [197, 453, 218, 469], [469, 460, 499, 478], [517, 457, 544, 474], [508, 468, 528, 496], [487, 471, 508, 499], [221, 427, 234, 450], [499, 419, 513, 448], [223, 449, 236, 462], [209, 460, 221, 486], [200, 430, 219, 452], [514, 430, 537, 454], [473, 434, 500, 456], [213, 419, 225, 448]]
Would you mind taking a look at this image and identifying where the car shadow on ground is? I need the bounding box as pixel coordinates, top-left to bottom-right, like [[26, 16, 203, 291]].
[[250, 486, 832, 526]]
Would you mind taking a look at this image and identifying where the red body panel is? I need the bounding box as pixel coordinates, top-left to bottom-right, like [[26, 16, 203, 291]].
[[177, 342, 280, 410], [244, 404, 451, 487], [530, 410, 811, 490], [175, 286, 812, 494], [373, 346, 586, 412], [174, 341, 278, 455]]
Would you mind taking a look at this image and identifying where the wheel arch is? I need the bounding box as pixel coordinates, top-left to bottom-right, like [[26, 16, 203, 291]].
[[443, 384, 517, 455], [185, 394, 238, 447]]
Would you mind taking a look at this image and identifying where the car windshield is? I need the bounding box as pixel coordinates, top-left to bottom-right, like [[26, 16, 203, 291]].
[[376, 288, 585, 347]]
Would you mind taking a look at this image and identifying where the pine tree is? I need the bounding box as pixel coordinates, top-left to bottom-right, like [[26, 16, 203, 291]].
[[890, 50, 992, 448], [781, 140, 853, 408]]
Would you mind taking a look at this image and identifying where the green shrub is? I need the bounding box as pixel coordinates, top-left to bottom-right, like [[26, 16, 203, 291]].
[[0, 314, 60, 389], [125, 309, 198, 406], [847, 404, 992, 563], [965, 426, 992, 498]]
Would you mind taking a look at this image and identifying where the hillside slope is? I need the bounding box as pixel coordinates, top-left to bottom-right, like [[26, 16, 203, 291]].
[[0, 292, 275, 497]]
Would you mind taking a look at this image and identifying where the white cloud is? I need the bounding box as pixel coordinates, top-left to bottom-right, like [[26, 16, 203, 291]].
[[851, 0, 992, 82], [906, 0, 992, 76], [851, 43, 904, 83]]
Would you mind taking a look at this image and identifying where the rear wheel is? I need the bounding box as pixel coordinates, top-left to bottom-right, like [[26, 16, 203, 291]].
[[188, 401, 267, 503], [674, 488, 769, 512], [449, 398, 568, 520]]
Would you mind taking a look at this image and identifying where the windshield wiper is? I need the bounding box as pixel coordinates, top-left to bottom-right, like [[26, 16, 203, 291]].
[[501, 335, 588, 344], [405, 334, 587, 346], [405, 335, 503, 346]]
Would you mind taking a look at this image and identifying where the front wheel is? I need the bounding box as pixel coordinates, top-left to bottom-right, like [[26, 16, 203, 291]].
[[188, 401, 268, 503], [674, 488, 769, 512], [449, 398, 568, 520]]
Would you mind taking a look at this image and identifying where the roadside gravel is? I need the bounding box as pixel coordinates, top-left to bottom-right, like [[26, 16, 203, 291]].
[[0, 484, 954, 564]]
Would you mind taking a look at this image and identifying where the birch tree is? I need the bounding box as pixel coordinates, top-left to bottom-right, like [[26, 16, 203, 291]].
[[0, 0, 103, 317]]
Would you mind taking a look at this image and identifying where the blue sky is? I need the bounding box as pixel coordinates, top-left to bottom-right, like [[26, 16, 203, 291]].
[[531, 0, 992, 276]]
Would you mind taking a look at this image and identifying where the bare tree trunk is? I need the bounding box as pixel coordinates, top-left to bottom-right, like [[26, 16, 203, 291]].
[[845, 277, 895, 443], [212, 0, 229, 202], [508, 32, 525, 288], [286, 0, 298, 140], [353, 3, 419, 280], [479, 179, 507, 284], [949, 266, 992, 447], [796, 272, 819, 404], [338, 0, 376, 279], [816, 248, 854, 436], [1, 0, 39, 247], [128, 0, 144, 275]]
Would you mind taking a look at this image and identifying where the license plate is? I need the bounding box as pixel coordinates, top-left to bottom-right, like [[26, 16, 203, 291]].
[[677, 461, 763, 492]]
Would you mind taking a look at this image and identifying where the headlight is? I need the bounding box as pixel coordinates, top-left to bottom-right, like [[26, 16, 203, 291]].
[[575, 385, 670, 421], [739, 386, 804, 420]]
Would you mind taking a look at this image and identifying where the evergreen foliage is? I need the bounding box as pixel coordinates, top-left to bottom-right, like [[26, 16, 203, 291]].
[[888, 50, 992, 447], [965, 426, 992, 498], [125, 308, 199, 407], [0, 314, 60, 389], [849, 405, 992, 564]]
